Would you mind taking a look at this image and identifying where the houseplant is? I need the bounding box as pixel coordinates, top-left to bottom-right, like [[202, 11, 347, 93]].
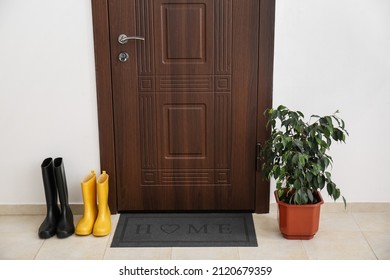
[[260, 105, 348, 239]]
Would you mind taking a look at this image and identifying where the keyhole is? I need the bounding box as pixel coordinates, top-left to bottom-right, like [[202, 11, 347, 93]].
[[119, 52, 129, 63]]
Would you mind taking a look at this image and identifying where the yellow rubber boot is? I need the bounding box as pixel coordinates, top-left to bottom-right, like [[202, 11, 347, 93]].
[[93, 171, 111, 237], [75, 170, 98, 236]]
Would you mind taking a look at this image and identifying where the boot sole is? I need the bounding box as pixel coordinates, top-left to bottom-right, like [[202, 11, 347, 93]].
[[39, 231, 56, 239], [56, 230, 75, 239]]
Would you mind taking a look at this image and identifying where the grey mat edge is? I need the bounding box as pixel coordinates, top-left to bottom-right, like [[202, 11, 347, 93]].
[[111, 213, 258, 248]]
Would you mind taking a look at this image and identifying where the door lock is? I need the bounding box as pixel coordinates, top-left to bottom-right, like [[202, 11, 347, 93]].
[[118, 52, 129, 63]]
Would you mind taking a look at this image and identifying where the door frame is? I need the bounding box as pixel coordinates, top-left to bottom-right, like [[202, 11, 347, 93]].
[[90, 0, 275, 214]]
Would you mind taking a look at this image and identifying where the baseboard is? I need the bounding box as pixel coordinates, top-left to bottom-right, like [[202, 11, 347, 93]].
[[1, 203, 390, 215], [269, 202, 390, 214], [0, 204, 84, 215]]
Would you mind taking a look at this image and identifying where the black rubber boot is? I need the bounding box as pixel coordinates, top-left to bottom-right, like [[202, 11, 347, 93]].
[[54, 158, 75, 238], [38, 158, 61, 239]]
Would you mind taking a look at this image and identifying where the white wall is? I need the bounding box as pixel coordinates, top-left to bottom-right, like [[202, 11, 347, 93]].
[[0, 0, 389, 205], [0, 0, 100, 204], [273, 0, 390, 202]]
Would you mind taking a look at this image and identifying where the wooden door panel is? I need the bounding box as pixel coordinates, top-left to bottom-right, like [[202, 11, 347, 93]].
[[91, 0, 275, 213], [157, 93, 213, 169], [108, 0, 260, 211], [154, 0, 214, 74]]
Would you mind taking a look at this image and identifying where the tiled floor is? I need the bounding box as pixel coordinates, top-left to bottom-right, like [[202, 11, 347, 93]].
[[0, 203, 389, 260]]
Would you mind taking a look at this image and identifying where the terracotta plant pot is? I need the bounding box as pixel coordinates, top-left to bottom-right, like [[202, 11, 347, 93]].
[[275, 190, 324, 240]]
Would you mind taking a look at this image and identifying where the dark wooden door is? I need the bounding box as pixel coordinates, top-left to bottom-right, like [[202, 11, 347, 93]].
[[105, 0, 269, 211]]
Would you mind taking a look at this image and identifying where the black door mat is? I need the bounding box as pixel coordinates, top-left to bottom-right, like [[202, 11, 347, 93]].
[[111, 213, 258, 247]]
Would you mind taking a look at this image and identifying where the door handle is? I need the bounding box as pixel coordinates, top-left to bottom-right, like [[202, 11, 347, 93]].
[[118, 34, 145, 44]]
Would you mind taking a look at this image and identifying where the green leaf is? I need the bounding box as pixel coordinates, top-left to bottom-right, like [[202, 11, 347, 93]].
[[281, 136, 290, 148], [275, 143, 284, 152], [273, 166, 281, 180], [298, 154, 306, 168], [320, 157, 330, 170], [293, 193, 301, 204], [307, 189, 314, 202], [306, 172, 313, 183], [325, 116, 332, 126], [319, 138, 328, 148], [313, 177, 319, 188], [271, 110, 278, 121], [334, 188, 341, 200], [326, 124, 334, 134], [295, 188, 308, 204], [292, 154, 299, 165], [327, 182, 335, 197], [342, 196, 347, 208], [282, 119, 292, 129], [277, 188, 284, 198], [318, 175, 325, 190], [294, 179, 302, 191], [311, 166, 319, 176], [293, 139, 304, 151], [293, 168, 301, 179]]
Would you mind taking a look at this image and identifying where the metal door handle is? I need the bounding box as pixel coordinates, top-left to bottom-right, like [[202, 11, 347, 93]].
[[118, 34, 145, 44]]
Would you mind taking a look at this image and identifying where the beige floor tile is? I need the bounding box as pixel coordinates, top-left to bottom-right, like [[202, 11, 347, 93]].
[[352, 213, 390, 232], [104, 248, 172, 260], [171, 247, 239, 260], [252, 213, 291, 242], [0, 215, 45, 260], [363, 232, 390, 260], [318, 212, 360, 232], [1, 204, 389, 260], [239, 240, 308, 260], [0, 232, 44, 260], [34, 214, 119, 260], [35, 234, 110, 260], [253, 212, 308, 259], [27, 214, 99, 259], [109, 214, 120, 226], [0, 215, 43, 233], [253, 213, 279, 232], [302, 231, 377, 259], [351, 203, 390, 213], [321, 202, 351, 213]]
